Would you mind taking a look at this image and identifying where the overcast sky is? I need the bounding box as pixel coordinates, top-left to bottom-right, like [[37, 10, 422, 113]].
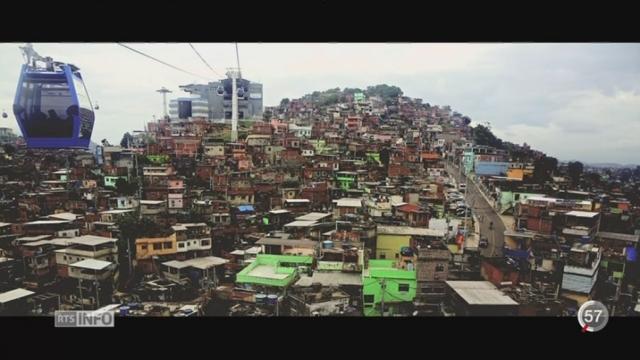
[[1, 43, 638, 164]]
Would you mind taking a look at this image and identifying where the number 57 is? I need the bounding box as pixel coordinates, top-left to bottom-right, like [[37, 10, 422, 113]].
[[584, 309, 602, 323]]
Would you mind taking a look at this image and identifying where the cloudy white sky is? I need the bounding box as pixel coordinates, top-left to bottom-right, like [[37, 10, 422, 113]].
[[1, 43, 638, 164]]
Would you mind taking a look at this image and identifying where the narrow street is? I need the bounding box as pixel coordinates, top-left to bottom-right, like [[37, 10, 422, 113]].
[[445, 160, 505, 258]]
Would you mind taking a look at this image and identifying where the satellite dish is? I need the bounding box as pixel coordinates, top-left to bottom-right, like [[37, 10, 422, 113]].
[[216, 86, 224, 96], [1, 111, 7, 119], [237, 88, 245, 97], [94, 102, 100, 110]]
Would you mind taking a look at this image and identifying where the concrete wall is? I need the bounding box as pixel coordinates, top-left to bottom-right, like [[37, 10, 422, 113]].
[[376, 234, 411, 259]]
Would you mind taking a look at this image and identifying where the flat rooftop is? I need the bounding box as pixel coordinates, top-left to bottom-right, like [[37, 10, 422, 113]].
[[565, 211, 599, 218], [446, 281, 519, 306], [70, 259, 113, 271], [23, 220, 70, 226], [0, 288, 35, 304], [247, 265, 289, 280], [377, 225, 445, 237], [295, 212, 332, 222], [295, 271, 362, 287], [284, 220, 317, 228]]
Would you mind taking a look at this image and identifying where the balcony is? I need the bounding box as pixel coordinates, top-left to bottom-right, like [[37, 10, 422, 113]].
[[141, 207, 166, 216], [176, 238, 211, 252], [65, 247, 118, 259], [562, 226, 596, 237], [69, 266, 116, 281]]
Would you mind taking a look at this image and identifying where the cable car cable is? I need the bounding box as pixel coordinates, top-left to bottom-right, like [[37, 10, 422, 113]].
[[117, 43, 213, 81], [188, 43, 224, 78]]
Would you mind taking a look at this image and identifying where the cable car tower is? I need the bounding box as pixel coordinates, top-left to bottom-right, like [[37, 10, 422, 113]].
[[226, 68, 241, 142], [156, 87, 172, 120]]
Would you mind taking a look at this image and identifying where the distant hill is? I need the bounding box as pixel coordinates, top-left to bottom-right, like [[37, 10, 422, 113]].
[[584, 162, 638, 169]]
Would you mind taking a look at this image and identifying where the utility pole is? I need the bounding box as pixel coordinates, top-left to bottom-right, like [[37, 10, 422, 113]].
[[78, 278, 84, 310], [380, 278, 386, 317], [462, 145, 473, 246], [94, 279, 100, 310]]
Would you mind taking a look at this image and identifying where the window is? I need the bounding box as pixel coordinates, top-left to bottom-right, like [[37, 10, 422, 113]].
[[63, 256, 67, 261], [141, 245, 148, 250], [163, 241, 172, 249], [178, 243, 185, 248], [514, 194, 520, 201], [153, 243, 162, 250], [398, 283, 410, 292], [436, 264, 445, 272], [364, 295, 374, 304], [395, 253, 399, 258], [201, 240, 210, 246]]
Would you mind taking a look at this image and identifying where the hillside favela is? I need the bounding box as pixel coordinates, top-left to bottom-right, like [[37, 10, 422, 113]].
[[0, 43, 638, 321]]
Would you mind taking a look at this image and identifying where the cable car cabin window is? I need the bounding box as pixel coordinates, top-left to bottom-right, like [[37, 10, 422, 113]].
[[19, 80, 75, 138], [71, 74, 95, 140]]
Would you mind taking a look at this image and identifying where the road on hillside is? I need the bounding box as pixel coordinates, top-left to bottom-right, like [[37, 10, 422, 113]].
[[445, 160, 505, 257]]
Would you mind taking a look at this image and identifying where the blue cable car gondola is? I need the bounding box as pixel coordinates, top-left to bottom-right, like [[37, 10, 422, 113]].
[[13, 44, 95, 149]]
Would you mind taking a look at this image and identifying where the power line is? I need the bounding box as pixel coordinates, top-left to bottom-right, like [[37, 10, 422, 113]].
[[117, 43, 213, 81], [188, 43, 224, 78]]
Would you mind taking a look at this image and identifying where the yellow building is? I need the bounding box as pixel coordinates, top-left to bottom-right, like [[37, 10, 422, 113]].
[[507, 168, 525, 181], [507, 163, 534, 180], [375, 226, 445, 260], [135, 233, 177, 260]]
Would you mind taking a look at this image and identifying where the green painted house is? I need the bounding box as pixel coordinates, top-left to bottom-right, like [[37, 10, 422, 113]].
[[103, 176, 127, 189], [336, 171, 357, 190], [309, 139, 327, 154], [363, 259, 416, 316], [366, 152, 381, 165], [462, 150, 475, 175], [236, 254, 313, 289], [146, 154, 170, 165], [496, 191, 545, 214]]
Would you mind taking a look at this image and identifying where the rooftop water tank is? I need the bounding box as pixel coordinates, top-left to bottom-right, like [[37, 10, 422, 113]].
[[255, 294, 266, 305]]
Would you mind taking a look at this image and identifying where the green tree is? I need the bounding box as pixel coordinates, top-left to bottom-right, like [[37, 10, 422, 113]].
[[567, 161, 584, 185], [532, 156, 558, 184], [2, 144, 16, 156], [116, 214, 167, 282], [120, 132, 134, 148], [365, 84, 403, 100], [472, 124, 504, 149], [115, 178, 139, 196]]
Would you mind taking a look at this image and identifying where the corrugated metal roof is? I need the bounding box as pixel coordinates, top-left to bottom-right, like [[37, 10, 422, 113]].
[[67, 235, 117, 246], [256, 237, 316, 247], [23, 220, 70, 226], [0, 288, 35, 304], [70, 259, 113, 271], [295, 212, 332, 221], [48, 212, 81, 221], [597, 231, 639, 243], [336, 198, 363, 208], [446, 281, 518, 306], [284, 220, 317, 228], [377, 225, 445, 237], [566, 211, 599, 218]]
